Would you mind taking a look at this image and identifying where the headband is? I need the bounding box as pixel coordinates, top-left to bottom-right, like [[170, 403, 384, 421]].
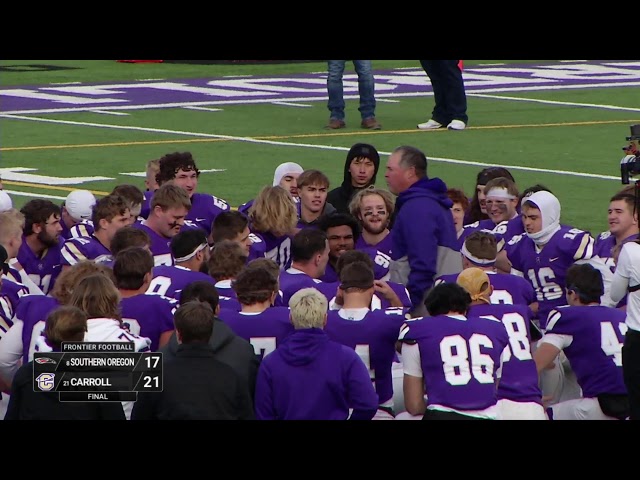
[[174, 242, 208, 263], [461, 243, 496, 266], [485, 188, 516, 200]]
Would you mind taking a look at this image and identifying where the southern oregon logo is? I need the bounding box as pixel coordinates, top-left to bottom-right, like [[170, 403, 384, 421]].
[[35, 373, 55, 392]]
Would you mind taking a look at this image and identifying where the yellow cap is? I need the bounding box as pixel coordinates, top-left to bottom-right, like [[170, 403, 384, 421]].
[[456, 268, 491, 300]]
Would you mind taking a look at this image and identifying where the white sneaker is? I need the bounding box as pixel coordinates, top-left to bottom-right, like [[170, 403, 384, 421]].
[[447, 120, 466, 130], [417, 119, 443, 130]]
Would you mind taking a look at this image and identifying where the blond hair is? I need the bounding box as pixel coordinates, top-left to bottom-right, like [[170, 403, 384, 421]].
[[69, 274, 122, 321], [51, 261, 116, 305], [0, 210, 24, 245], [249, 186, 297, 237], [288, 288, 327, 329], [150, 183, 192, 211], [348, 187, 395, 219]]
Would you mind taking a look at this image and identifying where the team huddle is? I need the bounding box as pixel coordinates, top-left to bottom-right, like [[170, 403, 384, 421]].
[[0, 145, 636, 420]]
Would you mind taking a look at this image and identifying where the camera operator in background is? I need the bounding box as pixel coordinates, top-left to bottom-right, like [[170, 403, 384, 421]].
[[610, 215, 640, 420], [620, 124, 640, 185]]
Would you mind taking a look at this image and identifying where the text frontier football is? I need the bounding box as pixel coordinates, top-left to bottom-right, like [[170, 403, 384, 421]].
[[61, 342, 136, 352]]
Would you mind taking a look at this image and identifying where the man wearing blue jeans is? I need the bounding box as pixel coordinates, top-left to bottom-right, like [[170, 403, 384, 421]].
[[417, 60, 468, 131], [326, 60, 381, 130]]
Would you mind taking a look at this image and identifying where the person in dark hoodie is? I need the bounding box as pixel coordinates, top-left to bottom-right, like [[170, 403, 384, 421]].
[[385, 145, 462, 316], [132, 301, 254, 420], [254, 287, 378, 420], [327, 143, 380, 215], [159, 280, 259, 402]]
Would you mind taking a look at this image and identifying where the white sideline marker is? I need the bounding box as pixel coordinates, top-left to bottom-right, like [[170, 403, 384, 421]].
[[270, 102, 312, 108]]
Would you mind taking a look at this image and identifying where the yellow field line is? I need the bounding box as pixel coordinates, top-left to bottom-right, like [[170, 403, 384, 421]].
[[2, 119, 639, 152]]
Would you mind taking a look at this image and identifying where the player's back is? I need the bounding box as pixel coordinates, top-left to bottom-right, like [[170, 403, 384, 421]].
[[120, 293, 178, 350], [468, 303, 541, 404], [279, 270, 336, 305], [148, 265, 215, 301], [218, 307, 294, 358], [325, 308, 406, 406], [436, 272, 535, 306], [400, 314, 509, 412], [545, 305, 627, 397], [20, 295, 61, 363]]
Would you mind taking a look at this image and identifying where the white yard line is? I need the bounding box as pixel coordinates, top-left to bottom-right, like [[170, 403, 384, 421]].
[[0, 113, 621, 182], [182, 106, 223, 112], [270, 102, 313, 108], [87, 110, 131, 116]]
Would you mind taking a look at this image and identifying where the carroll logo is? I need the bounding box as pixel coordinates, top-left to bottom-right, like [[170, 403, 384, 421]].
[[35, 373, 55, 391]]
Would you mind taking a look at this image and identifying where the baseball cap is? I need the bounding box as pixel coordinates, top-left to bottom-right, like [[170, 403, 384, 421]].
[[65, 190, 97, 221], [456, 268, 491, 300], [0, 191, 12, 212], [0, 245, 9, 275]]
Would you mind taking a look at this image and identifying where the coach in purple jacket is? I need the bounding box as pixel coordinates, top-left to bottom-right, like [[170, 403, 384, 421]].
[[385, 146, 462, 316], [254, 288, 378, 420]]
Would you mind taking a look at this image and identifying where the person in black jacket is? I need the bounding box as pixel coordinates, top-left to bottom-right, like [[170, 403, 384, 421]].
[[326, 143, 380, 215], [159, 281, 259, 402], [132, 301, 254, 420], [5, 306, 126, 420]]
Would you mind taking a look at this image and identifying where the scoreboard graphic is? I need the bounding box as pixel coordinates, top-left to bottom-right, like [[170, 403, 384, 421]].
[[33, 342, 162, 402]]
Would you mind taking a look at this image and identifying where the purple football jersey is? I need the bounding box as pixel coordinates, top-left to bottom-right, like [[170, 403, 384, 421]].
[[254, 231, 292, 270], [238, 199, 253, 216], [120, 293, 178, 351], [399, 314, 509, 411], [132, 222, 174, 266], [0, 295, 12, 333], [493, 216, 525, 251], [60, 220, 73, 240], [218, 296, 241, 312], [326, 308, 406, 405], [544, 305, 627, 397], [60, 235, 112, 266], [140, 190, 153, 219], [16, 295, 61, 363], [68, 220, 95, 239], [184, 192, 231, 235], [0, 277, 29, 315], [355, 234, 394, 281], [319, 262, 339, 283], [17, 237, 64, 295], [279, 269, 337, 305], [469, 303, 542, 404], [148, 265, 216, 301], [218, 307, 294, 359], [385, 282, 412, 310], [141, 191, 230, 235], [247, 232, 267, 262], [435, 271, 536, 306], [506, 226, 595, 326], [458, 219, 497, 247]]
